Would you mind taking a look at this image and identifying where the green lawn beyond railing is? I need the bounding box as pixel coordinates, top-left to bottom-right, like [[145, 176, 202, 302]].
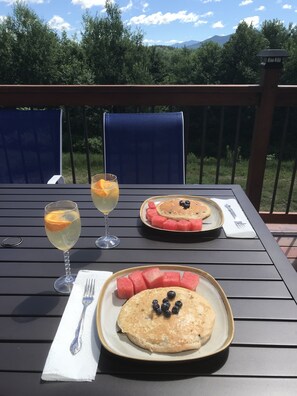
[[62, 152, 297, 213]]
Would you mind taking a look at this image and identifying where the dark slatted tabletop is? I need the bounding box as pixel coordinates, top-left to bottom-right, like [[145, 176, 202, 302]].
[[0, 184, 297, 396]]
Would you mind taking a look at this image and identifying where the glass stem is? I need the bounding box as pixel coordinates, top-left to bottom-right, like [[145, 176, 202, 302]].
[[63, 250, 72, 282], [104, 214, 109, 237]]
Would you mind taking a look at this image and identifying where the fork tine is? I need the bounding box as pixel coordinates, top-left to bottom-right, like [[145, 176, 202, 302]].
[[84, 279, 91, 296], [84, 279, 95, 298], [90, 279, 95, 296], [84, 279, 89, 295]]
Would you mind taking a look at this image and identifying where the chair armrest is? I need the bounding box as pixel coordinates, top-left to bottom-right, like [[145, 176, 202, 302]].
[[47, 175, 65, 184]]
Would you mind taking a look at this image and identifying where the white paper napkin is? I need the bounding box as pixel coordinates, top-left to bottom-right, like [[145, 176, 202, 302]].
[[41, 269, 112, 382], [212, 198, 257, 238]]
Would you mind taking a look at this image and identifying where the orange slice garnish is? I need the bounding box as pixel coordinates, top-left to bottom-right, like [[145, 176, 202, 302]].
[[92, 179, 117, 197], [45, 210, 71, 232], [92, 179, 108, 197]]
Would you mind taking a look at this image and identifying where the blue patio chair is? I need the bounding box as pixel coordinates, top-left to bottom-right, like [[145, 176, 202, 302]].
[[0, 108, 64, 184], [103, 112, 185, 184]]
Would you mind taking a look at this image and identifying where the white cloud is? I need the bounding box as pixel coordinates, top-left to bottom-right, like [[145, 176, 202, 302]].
[[194, 20, 208, 26], [143, 38, 182, 46], [48, 15, 71, 31], [201, 0, 221, 3], [166, 39, 183, 45], [242, 15, 260, 27], [71, 0, 107, 9], [202, 11, 214, 18], [0, 0, 44, 4], [256, 6, 265, 11], [0, 15, 7, 23], [142, 2, 149, 13], [283, 4, 292, 9], [143, 38, 161, 45], [212, 20, 224, 28], [120, 0, 133, 13], [128, 10, 212, 26], [239, 0, 253, 6], [234, 15, 260, 30]]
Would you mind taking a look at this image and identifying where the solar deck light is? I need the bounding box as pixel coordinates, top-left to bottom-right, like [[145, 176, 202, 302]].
[[257, 49, 288, 68]]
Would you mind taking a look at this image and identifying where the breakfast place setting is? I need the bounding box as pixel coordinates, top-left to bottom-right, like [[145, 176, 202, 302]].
[[1, 175, 296, 395], [39, 172, 261, 383]]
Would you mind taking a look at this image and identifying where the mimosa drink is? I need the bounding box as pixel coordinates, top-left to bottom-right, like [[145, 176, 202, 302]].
[[45, 209, 81, 251], [91, 173, 120, 249], [44, 200, 81, 294]]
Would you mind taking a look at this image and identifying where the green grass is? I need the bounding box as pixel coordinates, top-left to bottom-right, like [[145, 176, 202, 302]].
[[62, 152, 296, 212]]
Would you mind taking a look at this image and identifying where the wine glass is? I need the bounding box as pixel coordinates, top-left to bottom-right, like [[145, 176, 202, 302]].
[[91, 173, 120, 249], [44, 200, 81, 294]]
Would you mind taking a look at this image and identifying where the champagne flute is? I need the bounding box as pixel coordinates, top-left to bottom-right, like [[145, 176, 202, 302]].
[[91, 173, 120, 249], [44, 200, 81, 294]]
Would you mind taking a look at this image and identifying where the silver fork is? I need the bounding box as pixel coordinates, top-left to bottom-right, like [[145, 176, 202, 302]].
[[224, 204, 246, 229], [70, 279, 95, 355]]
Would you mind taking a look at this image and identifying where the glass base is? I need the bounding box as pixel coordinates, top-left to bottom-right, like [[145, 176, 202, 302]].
[[95, 235, 120, 249], [54, 274, 76, 294]]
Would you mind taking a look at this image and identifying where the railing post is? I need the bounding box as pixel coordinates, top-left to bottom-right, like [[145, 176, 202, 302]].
[[246, 49, 288, 211]]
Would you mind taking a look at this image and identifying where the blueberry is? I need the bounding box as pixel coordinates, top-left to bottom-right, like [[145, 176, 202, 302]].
[[167, 290, 176, 300], [162, 297, 169, 304], [175, 300, 183, 308], [153, 303, 160, 311], [172, 306, 179, 314], [163, 310, 172, 318], [185, 200, 190, 205], [152, 299, 158, 306], [161, 302, 170, 312], [155, 307, 162, 315], [179, 200, 184, 206]]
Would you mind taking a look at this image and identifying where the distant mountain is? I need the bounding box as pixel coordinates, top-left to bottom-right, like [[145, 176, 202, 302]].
[[172, 34, 231, 49], [173, 40, 200, 49]]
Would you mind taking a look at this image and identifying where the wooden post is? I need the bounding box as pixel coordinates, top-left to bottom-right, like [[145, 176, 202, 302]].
[[246, 49, 288, 211]]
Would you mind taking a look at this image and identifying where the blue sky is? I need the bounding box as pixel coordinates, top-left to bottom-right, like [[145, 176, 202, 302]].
[[0, 0, 296, 45]]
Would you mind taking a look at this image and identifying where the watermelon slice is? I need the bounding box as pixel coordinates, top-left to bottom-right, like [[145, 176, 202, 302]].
[[176, 219, 191, 231], [142, 267, 163, 288], [189, 219, 203, 231], [180, 271, 200, 291], [162, 271, 181, 287], [116, 277, 134, 299], [146, 208, 158, 222], [162, 219, 178, 231], [148, 201, 156, 209], [128, 270, 147, 294], [151, 215, 167, 228]]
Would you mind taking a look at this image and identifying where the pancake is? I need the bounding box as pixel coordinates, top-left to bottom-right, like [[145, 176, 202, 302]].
[[156, 198, 211, 220], [117, 287, 215, 353]]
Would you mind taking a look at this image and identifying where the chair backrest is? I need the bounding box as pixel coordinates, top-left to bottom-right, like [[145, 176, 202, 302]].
[[0, 109, 62, 183], [103, 112, 185, 184]]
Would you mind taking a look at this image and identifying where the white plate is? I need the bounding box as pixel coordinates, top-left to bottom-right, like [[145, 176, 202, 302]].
[[96, 265, 234, 362], [140, 195, 224, 233]]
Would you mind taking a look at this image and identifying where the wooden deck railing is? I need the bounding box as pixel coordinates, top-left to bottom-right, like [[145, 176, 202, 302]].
[[0, 50, 296, 224]]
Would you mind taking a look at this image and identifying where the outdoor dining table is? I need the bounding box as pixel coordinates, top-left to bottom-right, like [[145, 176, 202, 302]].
[[0, 183, 296, 395]]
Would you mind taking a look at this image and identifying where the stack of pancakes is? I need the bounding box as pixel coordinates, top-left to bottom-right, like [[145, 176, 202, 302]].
[[117, 287, 215, 353]]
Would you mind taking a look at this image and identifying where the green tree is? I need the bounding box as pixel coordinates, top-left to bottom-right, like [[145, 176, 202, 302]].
[[146, 46, 168, 84], [0, 2, 60, 84], [261, 19, 290, 49], [164, 47, 195, 84], [192, 42, 223, 84], [221, 22, 269, 83], [81, 1, 150, 84], [57, 32, 94, 84], [282, 25, 297, 84]]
